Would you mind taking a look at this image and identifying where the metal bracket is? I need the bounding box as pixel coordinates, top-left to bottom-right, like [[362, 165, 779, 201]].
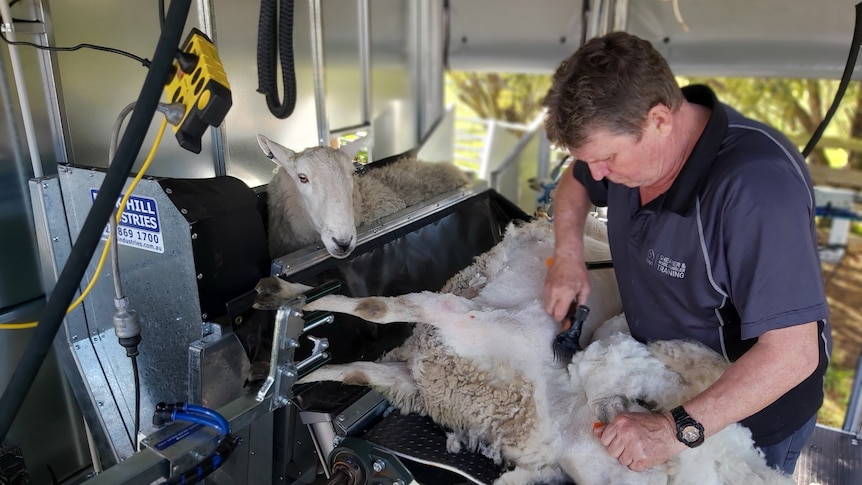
[[256, 294, 306, 410], [255, 281, 340, 410]]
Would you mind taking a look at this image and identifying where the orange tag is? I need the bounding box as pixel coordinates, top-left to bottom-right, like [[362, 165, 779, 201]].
[[592, 421, 604, 430], [546, 257, 554, 268]]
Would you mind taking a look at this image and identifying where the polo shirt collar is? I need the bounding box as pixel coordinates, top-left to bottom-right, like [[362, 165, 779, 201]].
[[662, 84, 728, 215]]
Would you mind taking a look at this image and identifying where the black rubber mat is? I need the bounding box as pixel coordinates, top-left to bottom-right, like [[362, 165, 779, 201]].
[[361, 412, 505, 485]]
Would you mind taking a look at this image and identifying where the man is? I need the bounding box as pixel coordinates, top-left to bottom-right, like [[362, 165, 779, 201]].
[[542, 31, 831, 475]]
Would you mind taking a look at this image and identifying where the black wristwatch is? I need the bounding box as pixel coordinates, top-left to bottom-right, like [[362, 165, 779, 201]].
[[670, 406, 705, 448]]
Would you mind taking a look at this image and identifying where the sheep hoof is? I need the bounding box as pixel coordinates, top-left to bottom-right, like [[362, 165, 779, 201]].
[[592, 395, 633, 424], [445, 432, 463, 453], [253, 277, 312, 310]]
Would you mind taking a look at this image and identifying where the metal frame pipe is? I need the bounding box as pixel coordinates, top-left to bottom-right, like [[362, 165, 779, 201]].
[[0, 0, 43, 177]]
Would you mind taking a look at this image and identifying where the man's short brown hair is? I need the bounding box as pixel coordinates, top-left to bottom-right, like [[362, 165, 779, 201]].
[[543, 32, 684, 150]]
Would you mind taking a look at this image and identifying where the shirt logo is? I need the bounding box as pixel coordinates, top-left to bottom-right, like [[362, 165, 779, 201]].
[[648, 249, 687, 279]]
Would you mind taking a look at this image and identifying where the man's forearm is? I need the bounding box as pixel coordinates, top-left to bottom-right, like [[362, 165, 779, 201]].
[[553, 164, 593, 260], [682, 321, 821, 438]]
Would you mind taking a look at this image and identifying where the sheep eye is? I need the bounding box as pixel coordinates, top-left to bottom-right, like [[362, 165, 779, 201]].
[[298, 173, 309, 183]]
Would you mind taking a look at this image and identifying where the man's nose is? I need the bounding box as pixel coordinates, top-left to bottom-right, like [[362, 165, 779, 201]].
[[589, 162, 608, 180]]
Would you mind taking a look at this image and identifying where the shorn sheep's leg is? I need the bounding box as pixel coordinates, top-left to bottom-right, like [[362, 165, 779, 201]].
[[254, 276, 476, 326]]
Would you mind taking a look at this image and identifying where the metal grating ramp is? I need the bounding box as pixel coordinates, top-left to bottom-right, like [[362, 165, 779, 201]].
[[794, 425, 862, 484], [362, 412, 504, 485]]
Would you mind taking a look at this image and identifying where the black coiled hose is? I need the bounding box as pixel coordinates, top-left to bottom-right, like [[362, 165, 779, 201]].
[[257, 0, 297, 119]]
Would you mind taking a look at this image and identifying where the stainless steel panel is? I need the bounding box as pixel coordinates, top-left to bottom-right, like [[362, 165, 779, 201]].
[[447, 0, 585, 72], [30, 175, 136, 466], [627, 0, 862, 79], [48, 168, 205, 461], [189, 326, 251, 410]]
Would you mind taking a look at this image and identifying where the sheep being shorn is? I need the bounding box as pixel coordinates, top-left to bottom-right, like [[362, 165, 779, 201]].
[[254, 219, 791, 485], [257, 135, 469, 259]]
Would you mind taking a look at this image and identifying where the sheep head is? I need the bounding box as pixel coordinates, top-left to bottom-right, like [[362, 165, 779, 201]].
[[257, 134, 366, 259]]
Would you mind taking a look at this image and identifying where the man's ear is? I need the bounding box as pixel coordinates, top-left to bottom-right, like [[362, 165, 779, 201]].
[[646, 104, 674, 138]]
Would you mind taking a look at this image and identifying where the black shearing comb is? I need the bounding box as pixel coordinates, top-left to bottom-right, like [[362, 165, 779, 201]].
[[551, 303, 590, 363]]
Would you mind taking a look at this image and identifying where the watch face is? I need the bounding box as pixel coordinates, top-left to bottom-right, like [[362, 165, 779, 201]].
[[681, 425, 701, 443]]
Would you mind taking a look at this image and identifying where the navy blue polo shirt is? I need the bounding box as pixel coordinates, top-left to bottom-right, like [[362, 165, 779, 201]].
[[572, 84, 831, 446]]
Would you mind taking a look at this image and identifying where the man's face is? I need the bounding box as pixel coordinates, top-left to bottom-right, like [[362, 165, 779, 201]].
[[569, 120, 669, 189]]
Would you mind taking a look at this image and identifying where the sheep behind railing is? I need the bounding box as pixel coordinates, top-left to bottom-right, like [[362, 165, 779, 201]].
[[257, 135, 469, 259]]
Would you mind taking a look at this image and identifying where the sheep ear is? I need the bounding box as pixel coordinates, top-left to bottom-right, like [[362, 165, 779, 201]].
[[339, 137, 366, 160], [256, 134, 296, 165]]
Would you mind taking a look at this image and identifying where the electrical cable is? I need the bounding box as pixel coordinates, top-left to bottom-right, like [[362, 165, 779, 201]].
[[256, 0, 297, 119], [0, 0, 192, 445], [131, 354, 141, 451], [0, 30, 152, 67], [802, 2, 862, 158], [0, 117, 168, 331]]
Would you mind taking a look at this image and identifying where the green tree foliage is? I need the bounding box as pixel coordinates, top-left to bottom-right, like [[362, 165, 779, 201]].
[[448, 72, 862, 170], [447, 71, 552, 124], [683, 77, 862, 168]]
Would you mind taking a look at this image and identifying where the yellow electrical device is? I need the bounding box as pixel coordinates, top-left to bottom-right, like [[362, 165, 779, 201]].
[[165, 28, 232, 154]]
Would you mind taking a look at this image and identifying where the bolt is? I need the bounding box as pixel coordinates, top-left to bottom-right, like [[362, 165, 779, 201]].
[[372, 459, 385, 472], [191, 233, 198, 240], [394, 480, 405, 485], [197, 273, 203, 280], [181, 208, 188, 214], [52, 237, 59, 242], [74, 344, 80, 350], [97, 401, 104, 407], [336, 414, 345, 422], [202, 313, 208, 320], [333, 435, 343, 446], [234, 316, 243, 325], [165, 188, 173, 194], [42, 183, 48, 188]]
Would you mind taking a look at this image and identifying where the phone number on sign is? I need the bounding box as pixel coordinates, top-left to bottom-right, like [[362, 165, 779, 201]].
[[115, 226, 161, 244]]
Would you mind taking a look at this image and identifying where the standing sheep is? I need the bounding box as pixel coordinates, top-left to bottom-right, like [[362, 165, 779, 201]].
[[254, 218, 792, 485], [257, 135, 469, 259]]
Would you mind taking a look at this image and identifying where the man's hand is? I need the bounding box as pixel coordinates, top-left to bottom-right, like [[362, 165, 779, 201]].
[[543, 255, 590, 328], [592, 411, 686, 472]]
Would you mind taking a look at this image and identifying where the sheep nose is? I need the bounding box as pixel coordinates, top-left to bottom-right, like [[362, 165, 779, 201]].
[[333, 237, 352, 252]]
